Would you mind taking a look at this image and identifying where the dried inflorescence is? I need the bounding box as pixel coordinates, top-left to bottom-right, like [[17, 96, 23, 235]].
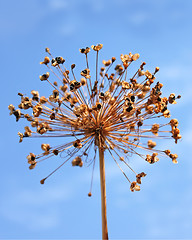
[[9, 44, 181, 192]]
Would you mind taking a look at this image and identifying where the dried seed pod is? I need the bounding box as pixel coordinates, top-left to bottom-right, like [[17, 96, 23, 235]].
[[79, 47, 90, 54], [132, 53, 140, 61], [40, 56, 50, 65], [147, 140, 156, 148], [91, 44, 103, 51], [39, 72, 50, 81], [72, 157, 83, 167]]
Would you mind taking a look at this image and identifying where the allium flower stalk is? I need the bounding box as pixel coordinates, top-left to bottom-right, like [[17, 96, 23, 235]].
[[9, 44, 181, 239]]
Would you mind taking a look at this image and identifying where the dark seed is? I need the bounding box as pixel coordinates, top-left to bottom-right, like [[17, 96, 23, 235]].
[[162, 107, 167, 112], [126, 106, 133, 112], [50, 113, 55, 120], [55, 57, 62, 64], [70, 84, 75, 91], [131, 95, 135, 102], [51, 58, 56, 64], [53, 149, 59, 155]]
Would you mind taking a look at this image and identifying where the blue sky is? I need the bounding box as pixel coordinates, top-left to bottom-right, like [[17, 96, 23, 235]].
[[1, 0, 192, 239]]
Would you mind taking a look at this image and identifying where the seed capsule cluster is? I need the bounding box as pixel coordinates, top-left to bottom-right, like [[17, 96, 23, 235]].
[[9, 44, 181, 192]]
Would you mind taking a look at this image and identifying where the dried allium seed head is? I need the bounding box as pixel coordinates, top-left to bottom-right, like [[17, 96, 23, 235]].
[[9, 44, 181, 192]]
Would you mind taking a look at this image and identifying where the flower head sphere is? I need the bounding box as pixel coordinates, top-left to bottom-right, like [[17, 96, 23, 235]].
[[9, 44, 181, 193]]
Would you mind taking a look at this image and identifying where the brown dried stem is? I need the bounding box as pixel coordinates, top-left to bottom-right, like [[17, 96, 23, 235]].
[[99, 141, 108, 240]]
